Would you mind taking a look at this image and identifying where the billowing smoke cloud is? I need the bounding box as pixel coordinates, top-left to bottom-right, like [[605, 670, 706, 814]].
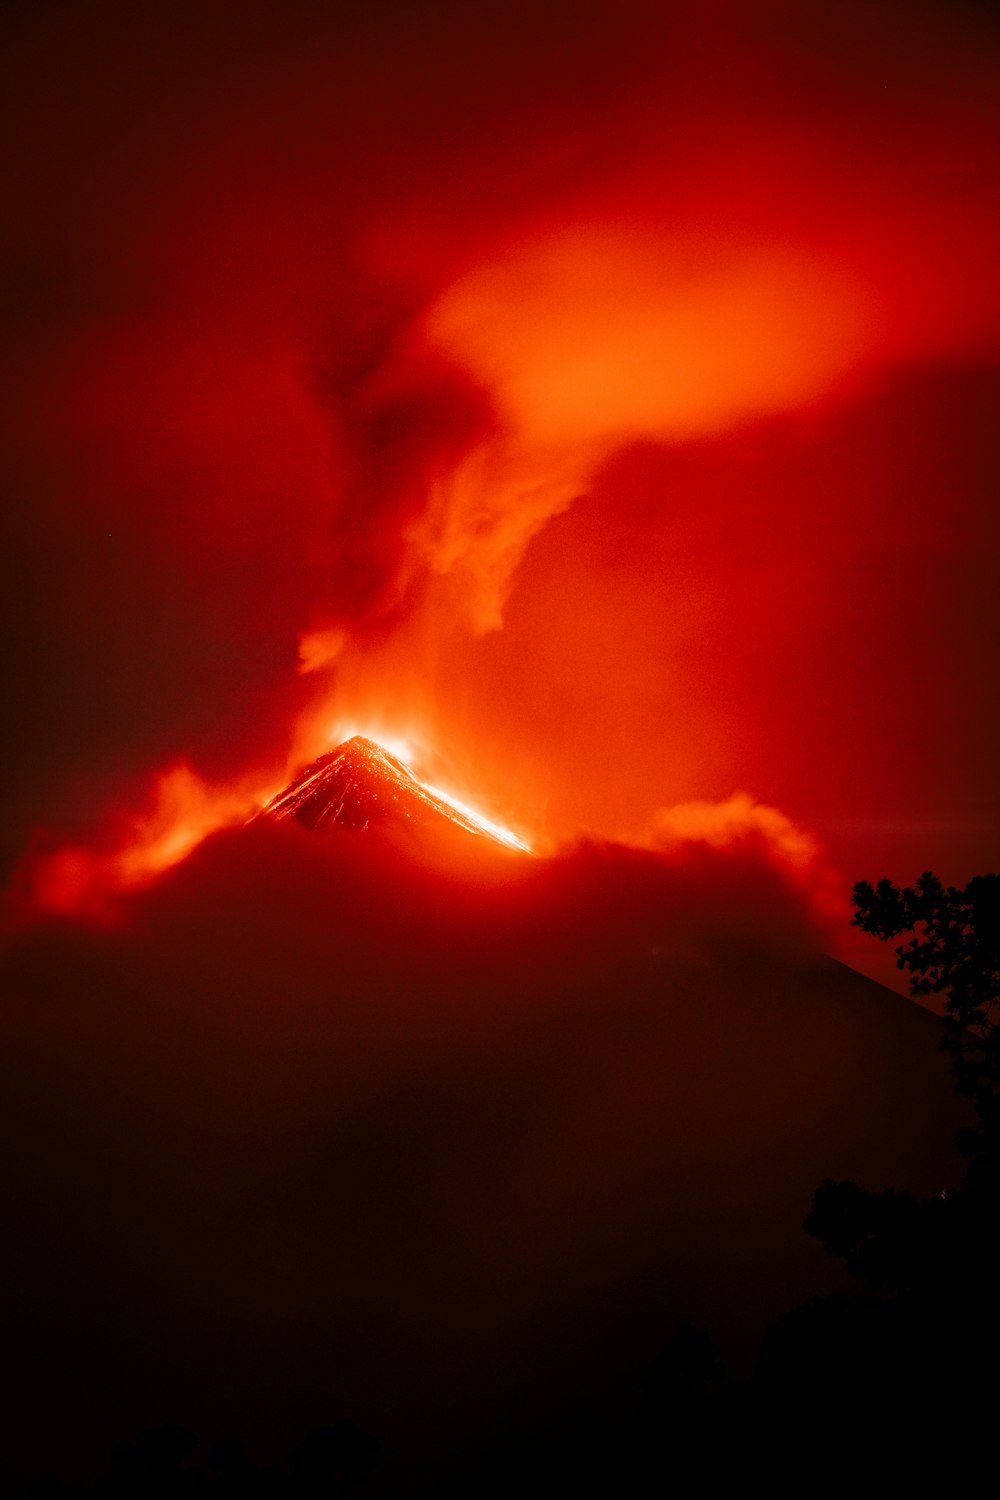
[[0, 4, 995, 937], [646, 791, 843, 934], [293, 4, 1000, 670]]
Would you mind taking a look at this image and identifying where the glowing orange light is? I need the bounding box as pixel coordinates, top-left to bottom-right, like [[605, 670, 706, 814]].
[[416, 777, 531, 853], [7, 727, 532, 927], [9, 765, 274, 924], [319, 723, 531, 852], [333, 723, 416, 765]]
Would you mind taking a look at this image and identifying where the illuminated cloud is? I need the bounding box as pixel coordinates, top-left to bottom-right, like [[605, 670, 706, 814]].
[[0, 0, 997, 935], [647, 792, 843, 933]]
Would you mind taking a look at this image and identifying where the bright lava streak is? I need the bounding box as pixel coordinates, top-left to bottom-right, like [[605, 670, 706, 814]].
[[416, 778, 532, 853], [323, 726, 532, 853]]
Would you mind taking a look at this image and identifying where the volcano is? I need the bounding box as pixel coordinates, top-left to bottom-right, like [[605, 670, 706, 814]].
[[254, 735, 529, 851]]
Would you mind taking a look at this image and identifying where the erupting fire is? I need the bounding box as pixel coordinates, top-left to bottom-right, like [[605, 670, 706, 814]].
[[256, 735, 532, 854], [326, 728, 530, 851], [332, 726, 416, 766], [413, 777, 530, 854], [8, 730, 530, 924]]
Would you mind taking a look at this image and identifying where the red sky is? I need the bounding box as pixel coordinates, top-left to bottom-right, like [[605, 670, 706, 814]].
[[1, 0, 1000, 972], [1, 2, 998, 943], [1, 4, 996, 1477]]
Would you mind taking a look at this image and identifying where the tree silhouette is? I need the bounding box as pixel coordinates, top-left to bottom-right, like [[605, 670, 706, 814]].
[[802, 1178, 947, 1288], [787, 871, 1000, 1458], [851, 871, 1000, 1175], [807, 872, 1000, 1270]]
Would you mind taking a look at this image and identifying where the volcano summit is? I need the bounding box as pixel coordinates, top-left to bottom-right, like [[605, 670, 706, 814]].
[[255, 736, 530, 852]]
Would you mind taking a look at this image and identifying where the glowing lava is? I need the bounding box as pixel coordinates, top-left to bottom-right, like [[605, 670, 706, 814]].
[[256, 736, 531, 853]]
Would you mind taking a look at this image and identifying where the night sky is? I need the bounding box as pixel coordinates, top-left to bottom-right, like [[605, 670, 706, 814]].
[[1, 0, 997, 1485]]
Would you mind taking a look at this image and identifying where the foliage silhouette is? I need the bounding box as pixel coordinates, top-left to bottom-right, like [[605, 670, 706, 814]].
[[843, 872, 1000, 1292], [802, 1178, 949, 1288], [851, 871, 1000, 1172], [808, 870, 1000, 1286], [777, 870, 1000, 1484]]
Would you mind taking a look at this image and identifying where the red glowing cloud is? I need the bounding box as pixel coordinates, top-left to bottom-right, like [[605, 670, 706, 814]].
[[0, 0, 998, 942], [429, 229, 872, 443]]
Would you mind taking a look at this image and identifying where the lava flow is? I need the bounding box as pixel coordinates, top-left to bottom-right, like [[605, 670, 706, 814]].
[[255, 736, 531, 853]]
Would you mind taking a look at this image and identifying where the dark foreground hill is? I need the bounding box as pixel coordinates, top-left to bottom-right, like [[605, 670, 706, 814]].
[[0, 817, 966, 1489]]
